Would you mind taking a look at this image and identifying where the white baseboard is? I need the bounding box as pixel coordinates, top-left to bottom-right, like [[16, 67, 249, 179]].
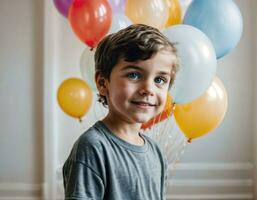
[[0, 198, 41, 200], [0, 183, 42, 200], [166, 193, 254, 200], [171, 162, 253, 170]]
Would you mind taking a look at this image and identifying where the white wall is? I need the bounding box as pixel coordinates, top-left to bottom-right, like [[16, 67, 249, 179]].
[[252, 0, 257, 197], [0, 0, 256, 199], [0, 0, 43, 199]]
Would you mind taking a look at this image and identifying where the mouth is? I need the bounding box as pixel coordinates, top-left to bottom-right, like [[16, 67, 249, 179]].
[[131, 101, 156, 107]]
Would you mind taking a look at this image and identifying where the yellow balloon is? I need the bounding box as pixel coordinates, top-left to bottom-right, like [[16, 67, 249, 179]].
[[174, 77, 228, 141], [165, 0, 182, 27], [57, 78, 93, 119], [125, 0, 169, 30]]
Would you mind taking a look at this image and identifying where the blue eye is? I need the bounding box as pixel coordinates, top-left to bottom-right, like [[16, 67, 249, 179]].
[[127, 72, 141, 80], [154, 77, 167, 85]]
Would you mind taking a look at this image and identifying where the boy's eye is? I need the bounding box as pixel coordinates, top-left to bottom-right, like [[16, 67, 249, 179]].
[[127, 72, 141, 80], [154, 77, 168, 85]]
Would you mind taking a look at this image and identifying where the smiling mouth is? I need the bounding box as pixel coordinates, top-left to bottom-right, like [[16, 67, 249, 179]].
[[131, 101, 156, 107]]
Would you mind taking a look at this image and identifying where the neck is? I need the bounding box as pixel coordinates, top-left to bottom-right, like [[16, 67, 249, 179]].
[[102, 114, 141, 135], [102, 114, 144, 146]]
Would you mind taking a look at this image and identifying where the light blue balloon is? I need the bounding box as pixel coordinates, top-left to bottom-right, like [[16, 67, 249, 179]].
[[183, 0, 243, 59], [164, 25, 217, 104]]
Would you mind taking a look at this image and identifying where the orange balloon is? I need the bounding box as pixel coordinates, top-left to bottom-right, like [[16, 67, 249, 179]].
[[164, 93, 173, 110], [174, 76, 228, 141], [69, 0, 112, 48], [141, 94, 174, 129], [165, 0, 182, 27], [57, 78, 93, 119], [125, 0, 169, 30]]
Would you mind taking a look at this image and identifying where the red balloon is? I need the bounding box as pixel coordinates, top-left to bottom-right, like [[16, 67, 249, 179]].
[[141, 106, 174, 130], [69, 0, 112, 48]]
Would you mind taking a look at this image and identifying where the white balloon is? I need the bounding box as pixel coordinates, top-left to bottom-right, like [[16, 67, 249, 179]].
[[80, 48, 97, 91], [108, 13, 132, 34], [164, 24, 217, 104]]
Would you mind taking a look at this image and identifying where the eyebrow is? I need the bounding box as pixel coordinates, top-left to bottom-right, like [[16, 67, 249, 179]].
[[121, 65, 143, 71], [121, 65, 172, 76]]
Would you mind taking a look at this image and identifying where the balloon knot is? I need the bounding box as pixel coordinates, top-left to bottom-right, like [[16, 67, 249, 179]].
[[187, 138, 192, 143], [172, 103, 176, 111]]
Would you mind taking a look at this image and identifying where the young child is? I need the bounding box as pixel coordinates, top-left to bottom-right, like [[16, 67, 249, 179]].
[[63, 24, 178, 200]]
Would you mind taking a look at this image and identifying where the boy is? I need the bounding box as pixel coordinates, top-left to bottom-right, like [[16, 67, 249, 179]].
[[63, 24, 178, 200]]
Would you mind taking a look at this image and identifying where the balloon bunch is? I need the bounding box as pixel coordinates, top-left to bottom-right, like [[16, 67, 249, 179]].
[[141, 0, 242, 143], [55, 0, 182, 122], [54, 0, 243, 143]]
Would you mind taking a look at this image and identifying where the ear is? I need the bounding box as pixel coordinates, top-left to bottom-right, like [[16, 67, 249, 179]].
[[95, 71, 108, 96]]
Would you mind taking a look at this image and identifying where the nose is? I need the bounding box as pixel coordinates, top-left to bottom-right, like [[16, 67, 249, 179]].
[[138, 80, 154, 96]]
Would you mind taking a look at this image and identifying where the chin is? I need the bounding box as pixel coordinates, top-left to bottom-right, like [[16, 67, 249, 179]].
[[132, 115, 154, 124]]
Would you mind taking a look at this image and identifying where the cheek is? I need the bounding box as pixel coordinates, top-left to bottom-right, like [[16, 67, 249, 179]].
[[158, 92, 168, 109], [109, 82, 133, 102], [114, 81, 135, 96], [158, 102, 165, 112]]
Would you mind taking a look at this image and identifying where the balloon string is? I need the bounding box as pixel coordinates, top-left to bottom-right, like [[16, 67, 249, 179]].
[[166, 127, 181, 164], [141, 101, 175, 139], [163, 103, 177, 154], [155, 110, 164, 141], [155, 103, 175, 142], [162, 104, 174, 139], [158, 114, 172, 149], [163, 117, 175, 155], [158, 103, 176, 147], [168, 138, 189, 180], [142, 102, 176, 150], [145, 108, 161, 140]]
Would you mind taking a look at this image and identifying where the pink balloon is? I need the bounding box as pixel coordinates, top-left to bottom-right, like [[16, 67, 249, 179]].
[[53, 0, 73, 18]]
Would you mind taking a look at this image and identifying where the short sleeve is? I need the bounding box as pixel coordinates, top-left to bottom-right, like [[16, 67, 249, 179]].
[[63, 160, 105, 200]]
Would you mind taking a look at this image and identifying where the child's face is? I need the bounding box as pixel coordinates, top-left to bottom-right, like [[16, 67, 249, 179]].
[[103, 50, 176, 124]]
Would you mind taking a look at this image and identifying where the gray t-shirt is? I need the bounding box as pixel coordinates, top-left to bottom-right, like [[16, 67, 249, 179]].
[[63, 121, 167, 200]]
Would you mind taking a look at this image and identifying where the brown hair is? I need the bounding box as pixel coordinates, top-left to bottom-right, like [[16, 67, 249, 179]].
[[94, 24, 179, 106]]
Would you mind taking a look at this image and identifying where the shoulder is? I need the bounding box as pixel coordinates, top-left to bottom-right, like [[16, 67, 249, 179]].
[[63, 122, 110, 184], [68, 122, 109, 163], [79, 124, 105, 146]]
